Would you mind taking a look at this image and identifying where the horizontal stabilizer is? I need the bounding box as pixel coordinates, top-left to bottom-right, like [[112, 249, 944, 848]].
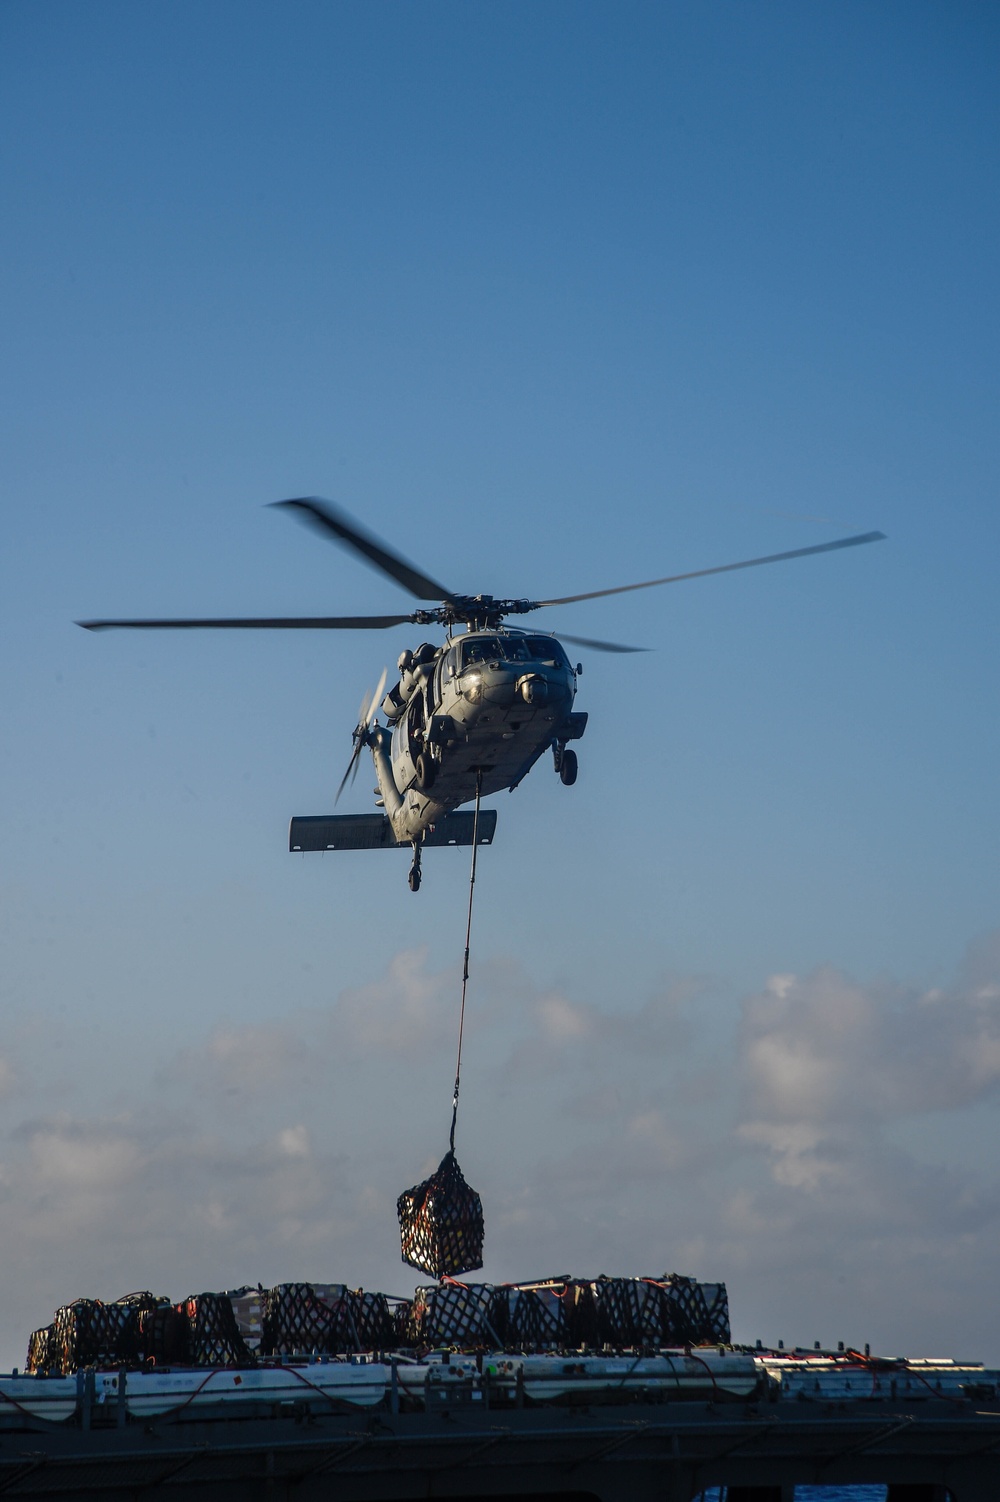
[[289, 809, 497, 853]]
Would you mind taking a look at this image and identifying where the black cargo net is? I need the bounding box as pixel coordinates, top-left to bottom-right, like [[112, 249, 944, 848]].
[[498, 1281, 594, 1350], [263, 1283, 345, 1356], [397, 1150, 484, 1279], [596, 1278, 665, 1346], [351, 1290, 393, 1351], [180, 1292, 255, 1368], [29, 1293, 181, 1375], [406, 1279, 500, 1347], [262, 1284, 393, 1356], [48, 1297, 147, 1375], [227, 1286, 264, 1355], [657, 1274, 726, 1345], [696, 1280, 731, 1344], [137, 1304, 190, 1365], [590, 1275, 731, 1348], [25, 1327, 56, 1376], [392, 1299, 414, 1348], [25, 1272, 729, 1370]]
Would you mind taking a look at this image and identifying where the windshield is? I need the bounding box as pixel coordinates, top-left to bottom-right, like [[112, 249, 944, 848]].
[[459, 636, 502, 668], [524, 635, 568, 665], [459, 635, 568, 669]]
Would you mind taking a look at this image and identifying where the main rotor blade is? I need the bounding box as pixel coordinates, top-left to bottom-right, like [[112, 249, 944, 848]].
[[273, 497, 455, 603], [536, 531, 887, 608], [76, 614, 416, 632], [557, 632, 649, 654]]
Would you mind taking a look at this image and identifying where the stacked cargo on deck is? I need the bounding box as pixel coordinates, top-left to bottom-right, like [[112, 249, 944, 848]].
[[26, 1273, 728, 1375], [402, 1275, 729, 1350], [262, 1284, 394, 1356], [26, 1285, 391, 1376]]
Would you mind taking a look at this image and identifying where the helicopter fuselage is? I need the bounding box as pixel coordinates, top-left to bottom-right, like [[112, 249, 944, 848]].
[[368, 628, 587, 844]]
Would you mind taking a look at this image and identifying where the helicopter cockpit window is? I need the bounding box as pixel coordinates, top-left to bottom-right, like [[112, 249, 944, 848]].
[[525, 636, 568, 665], [499, 637, 532, 662], [459, 637, 502, 668]]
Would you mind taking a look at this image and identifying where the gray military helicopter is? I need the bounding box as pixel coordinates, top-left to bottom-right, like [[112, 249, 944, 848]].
[[79, 498, 884, 891]]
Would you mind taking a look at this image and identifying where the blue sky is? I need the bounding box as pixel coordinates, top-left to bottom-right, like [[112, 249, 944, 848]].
[[1, 0, 998, 1368]]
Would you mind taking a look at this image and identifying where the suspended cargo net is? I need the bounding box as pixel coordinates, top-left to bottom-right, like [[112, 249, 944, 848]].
[[405, 1280, 499, 1348], [397, 1150, 484, 1279]]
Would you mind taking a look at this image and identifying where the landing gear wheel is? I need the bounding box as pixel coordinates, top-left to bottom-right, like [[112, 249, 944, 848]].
[[415, 752, 436, 791], [408, 865, 421, 892], [559, 748, 578, 786]]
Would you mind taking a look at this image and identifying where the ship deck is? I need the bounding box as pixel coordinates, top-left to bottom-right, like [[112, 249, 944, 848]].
[[0, 1390, 997, 1500]]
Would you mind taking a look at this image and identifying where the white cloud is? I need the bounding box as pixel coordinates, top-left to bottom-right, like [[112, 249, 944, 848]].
[[537, 993, 592, 1042], [739, 955, 1000, 1138], [277, 1124, 310, 1158], [28, 1122, 142, 1191], [175, 1022, 310, 1093], [335, 947, 457, 1053]]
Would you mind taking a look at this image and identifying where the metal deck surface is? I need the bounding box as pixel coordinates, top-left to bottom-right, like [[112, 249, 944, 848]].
[[0, 1395, 997, 1500]]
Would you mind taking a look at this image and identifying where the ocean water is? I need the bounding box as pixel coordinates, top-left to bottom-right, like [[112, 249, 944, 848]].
[[698, 1489, 888, 1499]]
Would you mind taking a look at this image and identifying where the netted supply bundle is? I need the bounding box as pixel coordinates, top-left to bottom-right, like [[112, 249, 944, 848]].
[[591, 1276, 730, 1348], [397, 1151, 484, 1279], [392, 1300, 413, 1348], [180, 1292, 255, 1367], [25, 1326, 56, 1376], [659, 1274, 729, 1345], [696, 1282, 730, 1344], [498, 1280, 595, 1351], [227, 1287, 265, 1354], [136, 1304, 189, 1365], [262, 1283, 348, 1356], [591, 1278, 672, 1348], [50, 1298, 143, 1374], [347, 1290, 393, 1352], [406, 1281, 500, 1348]]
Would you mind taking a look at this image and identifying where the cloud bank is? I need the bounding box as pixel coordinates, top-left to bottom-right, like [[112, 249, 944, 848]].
[[2, 935, 1000, 1368]]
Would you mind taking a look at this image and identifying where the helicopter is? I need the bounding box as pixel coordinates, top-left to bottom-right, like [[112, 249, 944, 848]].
[[79, 498, 885, 891]]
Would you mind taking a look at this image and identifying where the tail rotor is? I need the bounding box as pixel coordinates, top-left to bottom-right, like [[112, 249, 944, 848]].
[[336, 667, 387, 804]]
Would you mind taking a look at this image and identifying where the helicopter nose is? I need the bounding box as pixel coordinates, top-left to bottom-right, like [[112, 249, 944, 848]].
[[517, 673, 549, 706]]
